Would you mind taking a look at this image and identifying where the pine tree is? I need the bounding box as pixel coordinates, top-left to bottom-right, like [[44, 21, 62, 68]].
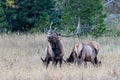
[[0, 0, 9, 32], [60, 0, 107, 37], [5, 0, 58, 32]]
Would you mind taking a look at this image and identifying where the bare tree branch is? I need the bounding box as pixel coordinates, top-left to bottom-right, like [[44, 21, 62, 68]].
[[104, 0, 115, 7]]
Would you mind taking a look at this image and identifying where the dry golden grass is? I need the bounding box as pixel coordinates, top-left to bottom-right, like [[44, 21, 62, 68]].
[[0, 34, 120, 80]]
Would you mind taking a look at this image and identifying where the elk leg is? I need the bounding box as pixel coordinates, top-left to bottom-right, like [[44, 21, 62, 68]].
[[55, 59, 58, 66], [78, 58, 84, 65], [41, 57, 45, 62], [95, 57, 102, 67], [46, 57, 51, 68], [78, 53, 85, 65], [59, 57, 63, 67], [52, 57, 57, 66], [73, 52, 77, 65], [94, 57, 98, 64], [91, 58, 96, 67]]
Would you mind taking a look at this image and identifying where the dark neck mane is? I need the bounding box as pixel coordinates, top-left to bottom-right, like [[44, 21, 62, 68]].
[[50, 40, 61, 56]]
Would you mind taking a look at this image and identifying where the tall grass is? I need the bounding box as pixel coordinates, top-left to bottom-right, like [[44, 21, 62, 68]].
[[0, 34, 120, 80]]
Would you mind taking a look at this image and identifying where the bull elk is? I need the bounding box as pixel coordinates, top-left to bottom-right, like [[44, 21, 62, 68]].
[[66, 41, 101, 66], [41, 20, 78, 68], [41, 17, 81, 68], [41, 22, 63, 68]]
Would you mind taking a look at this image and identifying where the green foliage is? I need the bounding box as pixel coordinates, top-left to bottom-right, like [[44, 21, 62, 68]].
[[0, 0, 108, 37], [4, 0, 59, 32], [60, 0, 107, 37], [0, 0, 9, 32]]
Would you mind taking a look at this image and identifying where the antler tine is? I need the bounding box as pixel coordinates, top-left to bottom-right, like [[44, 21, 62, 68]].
[[44, 28, 48, 34], [49, 22, 53, 31], [75, 17, 81, 35], [59, 17, 81, 37]]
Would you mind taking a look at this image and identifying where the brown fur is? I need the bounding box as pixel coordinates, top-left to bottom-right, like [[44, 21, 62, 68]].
[[66, 41, 101, 66], [41, 30, 64, 68]]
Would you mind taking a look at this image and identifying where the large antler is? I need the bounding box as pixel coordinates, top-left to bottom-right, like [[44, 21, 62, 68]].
[[49, 22, 53, 31], [75, 17, 81, 35], [44, 22, 53, 33], [59, 17, 81, 37], [103, 0, 114, 7], [59, 1, 81, 37]]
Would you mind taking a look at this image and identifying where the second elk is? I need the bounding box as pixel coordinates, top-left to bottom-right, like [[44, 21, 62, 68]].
[[66, 41, 101, 67]]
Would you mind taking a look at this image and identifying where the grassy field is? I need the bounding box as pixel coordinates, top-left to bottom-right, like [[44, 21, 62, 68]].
[[0, 34, 120, 80]]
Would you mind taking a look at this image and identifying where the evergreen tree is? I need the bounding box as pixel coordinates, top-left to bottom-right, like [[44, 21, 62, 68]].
[[0, 0, 9, 32], [5, 0, 58, 32], [60, 0, 107, 37]]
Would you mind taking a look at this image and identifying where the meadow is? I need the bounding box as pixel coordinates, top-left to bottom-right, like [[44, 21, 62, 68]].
[[0, 34, 120, 80]]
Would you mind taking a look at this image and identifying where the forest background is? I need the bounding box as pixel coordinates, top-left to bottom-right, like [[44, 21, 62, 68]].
[[0, 0, 120, 37]]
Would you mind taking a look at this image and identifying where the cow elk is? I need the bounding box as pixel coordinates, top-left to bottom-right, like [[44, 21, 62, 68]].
[[66, 41, 101, 67]]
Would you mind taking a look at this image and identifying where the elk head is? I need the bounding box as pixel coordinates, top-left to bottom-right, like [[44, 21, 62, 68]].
[[46, 22, 60, 43]]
